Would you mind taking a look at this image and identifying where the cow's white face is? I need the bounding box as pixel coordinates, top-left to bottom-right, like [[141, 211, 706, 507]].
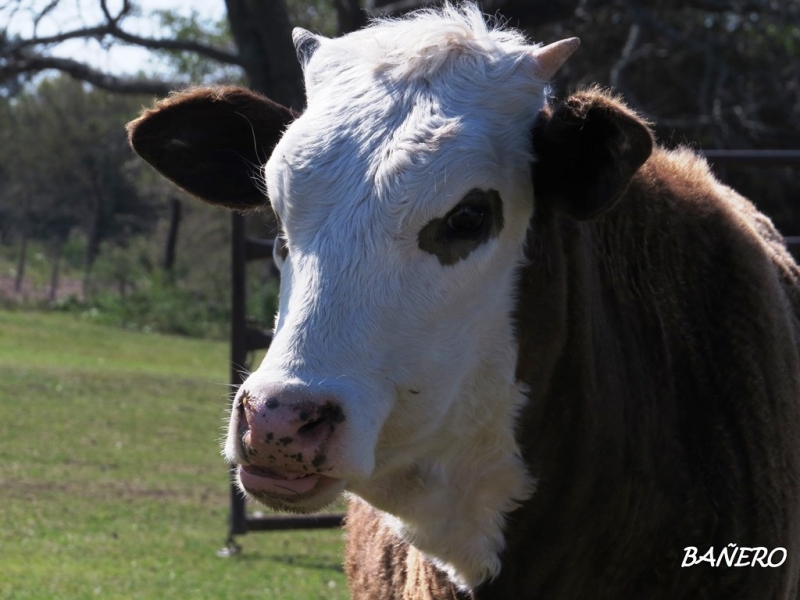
[[215, 6, 578, 589]]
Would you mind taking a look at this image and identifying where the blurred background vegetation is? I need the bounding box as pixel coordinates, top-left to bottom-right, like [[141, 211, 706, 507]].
[[0, 0, 797, 341]]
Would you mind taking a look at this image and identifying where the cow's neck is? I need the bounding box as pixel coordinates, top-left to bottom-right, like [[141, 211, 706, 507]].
[[347, 206, 656, 595], [488, 204, 688, 595], [349, 301, 534, 590], [480, 173, 800, 597]]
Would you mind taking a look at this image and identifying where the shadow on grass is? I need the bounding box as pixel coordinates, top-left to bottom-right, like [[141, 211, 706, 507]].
[[234, 551, 344, 573]]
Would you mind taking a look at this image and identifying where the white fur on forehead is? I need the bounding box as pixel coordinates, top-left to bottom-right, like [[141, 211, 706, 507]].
[[271, 4, 551, 244], [311, 3, 538, 84]]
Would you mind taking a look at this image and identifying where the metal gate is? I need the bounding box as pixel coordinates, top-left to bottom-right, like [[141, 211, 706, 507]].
[[219, 214, 343, 557]]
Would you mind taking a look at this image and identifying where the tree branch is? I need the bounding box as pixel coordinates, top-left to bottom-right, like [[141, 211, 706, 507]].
[[6, 25, 116, 51], [609, 22, 640, 90], [33, 0, 62, 37], [372, 0, 796, 22], [107, 25, 245, 66], [99, 0, 131, 25], [5, 0, 245, 68], [1, 55, 174, 95]]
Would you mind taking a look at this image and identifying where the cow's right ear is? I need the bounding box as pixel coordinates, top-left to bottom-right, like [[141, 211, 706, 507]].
[[531, 88, 653, 220], [127, 86, 297, 210]]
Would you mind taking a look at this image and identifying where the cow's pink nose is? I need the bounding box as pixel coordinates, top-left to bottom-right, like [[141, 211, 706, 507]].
[[238, 385, 345, 473]]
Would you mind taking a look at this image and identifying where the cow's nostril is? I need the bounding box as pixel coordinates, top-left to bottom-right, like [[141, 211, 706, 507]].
[[298, 417, 326, 438], [297, 403, 344, 441], [237, 398, 248, 434]]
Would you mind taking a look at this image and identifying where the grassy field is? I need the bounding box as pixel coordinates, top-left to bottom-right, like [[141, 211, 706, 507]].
[[0, 310, 349, 600]]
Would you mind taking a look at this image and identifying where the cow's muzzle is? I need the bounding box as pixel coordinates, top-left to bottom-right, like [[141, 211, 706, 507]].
[[230, 383, 347, 508]]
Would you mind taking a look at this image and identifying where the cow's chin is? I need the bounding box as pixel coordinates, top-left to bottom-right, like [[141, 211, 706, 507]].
[[236, 465, 345, 513]]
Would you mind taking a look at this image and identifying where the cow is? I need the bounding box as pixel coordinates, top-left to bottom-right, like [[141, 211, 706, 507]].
[[127, 4, 800, 599]]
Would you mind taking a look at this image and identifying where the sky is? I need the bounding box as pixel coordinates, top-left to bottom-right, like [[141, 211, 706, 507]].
[[4, 0, 228, 77]]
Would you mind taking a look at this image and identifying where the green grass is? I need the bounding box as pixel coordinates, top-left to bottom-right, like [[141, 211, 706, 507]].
[[0, 310, 349, 600]]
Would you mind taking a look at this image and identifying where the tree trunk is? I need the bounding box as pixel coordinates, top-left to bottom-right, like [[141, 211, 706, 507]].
[[224, 0, 305, 108], [14, 228, 28, 294], [83, 206, 103, 299], [117, 274, 128, 297], [163, 197, 182, 281], [47, 239, 64, 304], [335, 0, 368, 34]]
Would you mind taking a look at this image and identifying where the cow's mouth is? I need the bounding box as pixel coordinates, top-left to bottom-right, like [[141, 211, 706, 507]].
[[238, 464, 337, 499]]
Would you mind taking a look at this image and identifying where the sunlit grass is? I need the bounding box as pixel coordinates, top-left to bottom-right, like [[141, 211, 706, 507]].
[[0, 310, 349, 600]]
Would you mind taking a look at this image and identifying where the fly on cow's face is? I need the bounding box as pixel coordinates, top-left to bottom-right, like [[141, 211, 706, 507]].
[[417, 188, 504, 265]]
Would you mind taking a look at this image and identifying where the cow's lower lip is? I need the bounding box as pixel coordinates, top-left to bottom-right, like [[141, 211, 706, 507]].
[[238, 465, 332, 497]]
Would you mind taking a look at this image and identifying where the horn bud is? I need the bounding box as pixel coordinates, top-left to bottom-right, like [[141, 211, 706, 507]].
[[532, 37, 581, 80]]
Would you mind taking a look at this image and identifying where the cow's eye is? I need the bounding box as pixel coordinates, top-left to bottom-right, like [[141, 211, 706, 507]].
[[417, 189, 504, 266], [273, 235, 288, 270], [446, 205, 488, 237]]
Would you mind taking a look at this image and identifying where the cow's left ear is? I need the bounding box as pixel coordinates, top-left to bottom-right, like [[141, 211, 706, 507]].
[[532, 88, 653, 220], [127, 86, 298, 210]]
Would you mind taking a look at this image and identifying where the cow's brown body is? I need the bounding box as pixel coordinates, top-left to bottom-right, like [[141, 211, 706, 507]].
[[344, 90, 800, 600]]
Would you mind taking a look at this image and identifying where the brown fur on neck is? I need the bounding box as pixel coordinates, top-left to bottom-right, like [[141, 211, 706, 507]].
[[344, 90, 800, 600]]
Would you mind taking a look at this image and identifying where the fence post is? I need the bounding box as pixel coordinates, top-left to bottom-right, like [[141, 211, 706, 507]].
[[219, 213, 344, 557], [223, 212, 249, 553]]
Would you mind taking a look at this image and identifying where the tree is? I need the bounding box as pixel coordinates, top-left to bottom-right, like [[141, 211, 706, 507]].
[[2, 0, 796, 136], [0, 76, 157, 298], [522, 1, 800, 232], [0, 0, 358, 107], [1, 0, 798, 232], [0, 0, 353, 281]]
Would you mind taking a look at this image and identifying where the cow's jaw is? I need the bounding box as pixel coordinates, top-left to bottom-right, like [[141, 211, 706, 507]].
[[347, 296, 534, 590], [223, 216, 536, 587], [226, 254, 534, 589]]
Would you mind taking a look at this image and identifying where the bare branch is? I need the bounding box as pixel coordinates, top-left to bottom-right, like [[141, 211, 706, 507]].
[[107, 25, 244, 66], [1, 55, 173, 95], [8, 24, 244, 67], [5, 1, 244, 68], [0, 0, 245, 98], [99, 0, 129, 24], [33, 0, 62, 37], [629, 5, 727, 61], [609, 22, 640, 89], [7, 25, 115, 52]]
